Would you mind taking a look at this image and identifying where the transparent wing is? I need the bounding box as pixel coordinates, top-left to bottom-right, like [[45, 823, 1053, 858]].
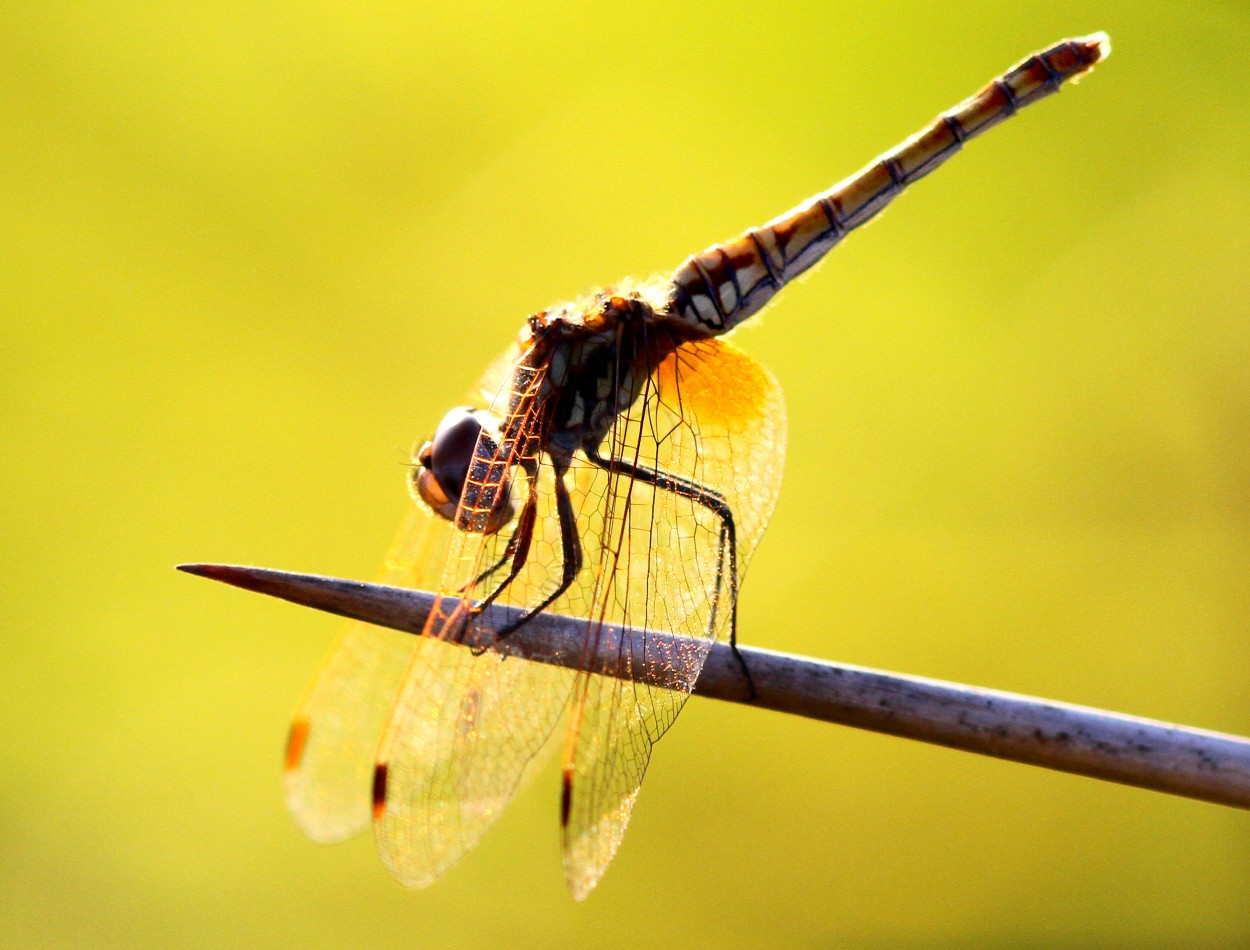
[[373, 341, 585, 886], [284, 507, 452, 842], [372, 620, 576, 886], [290, 326, 784, 896], [560, 334, 786, 899], [283, 342, 528, 844]]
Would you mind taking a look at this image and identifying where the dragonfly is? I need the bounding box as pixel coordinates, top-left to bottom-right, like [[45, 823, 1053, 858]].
[[284, 34, 1109, 899]]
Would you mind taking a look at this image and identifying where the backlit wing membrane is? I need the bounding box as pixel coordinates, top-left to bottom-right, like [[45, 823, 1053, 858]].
[[373, 628, 576, 886], [373, 338, 580, 885], [283, 507, 446, 843], [559, 336, 785, 898], [374, 329, 783, 892], [283, 345, 525, 843], [291, 328, 784, 895]]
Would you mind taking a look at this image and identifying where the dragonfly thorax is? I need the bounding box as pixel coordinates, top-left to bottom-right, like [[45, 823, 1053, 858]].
[[533, 291, 697, 456]]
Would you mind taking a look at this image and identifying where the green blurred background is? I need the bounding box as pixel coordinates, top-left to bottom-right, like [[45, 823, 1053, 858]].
[[4, 0, 1248, 946]]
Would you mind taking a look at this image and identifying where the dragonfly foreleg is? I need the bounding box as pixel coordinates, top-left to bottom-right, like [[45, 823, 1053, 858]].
[[467, 457, 540, 633], [459, 526, 522, 595], [483, 454, 583, 645]]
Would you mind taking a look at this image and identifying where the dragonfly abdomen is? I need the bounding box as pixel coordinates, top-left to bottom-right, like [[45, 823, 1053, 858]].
[[668, 33, 1109, 334]]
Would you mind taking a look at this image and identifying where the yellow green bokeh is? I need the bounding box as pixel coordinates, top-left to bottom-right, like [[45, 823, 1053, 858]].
[[3, 1, 1248, 946]]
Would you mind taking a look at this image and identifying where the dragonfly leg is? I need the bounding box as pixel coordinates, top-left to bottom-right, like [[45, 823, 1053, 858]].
[[467, 457, 540, 626], [583, 447, 755, 699], [459, 522, 522, 594], [483, 454, 583, 645]]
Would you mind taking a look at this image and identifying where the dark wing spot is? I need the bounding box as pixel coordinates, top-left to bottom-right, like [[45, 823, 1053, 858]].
[[372, 763, 389, 821], [560, 770, 573, 829]]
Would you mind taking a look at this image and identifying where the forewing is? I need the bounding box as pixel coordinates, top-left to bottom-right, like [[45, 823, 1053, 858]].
[[561, 334, 786, 899], [284, 338, 538, 847], [284, 506, 452, 842], [373, 342, 584, 886], [372, 623, 576, 886]]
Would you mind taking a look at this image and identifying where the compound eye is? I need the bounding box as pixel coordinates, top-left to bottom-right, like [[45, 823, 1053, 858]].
[[426, 407, 495, 500], [412, 407, 508, 527]]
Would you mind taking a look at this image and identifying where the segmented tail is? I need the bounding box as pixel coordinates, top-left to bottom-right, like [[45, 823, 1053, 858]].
[[668, 33, 1110, 333]]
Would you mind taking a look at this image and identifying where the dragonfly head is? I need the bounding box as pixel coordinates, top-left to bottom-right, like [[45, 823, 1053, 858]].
[[412, 407, 515, 535]]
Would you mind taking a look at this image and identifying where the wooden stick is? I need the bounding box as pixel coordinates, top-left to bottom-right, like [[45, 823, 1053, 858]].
[[178, 562, 1250, 811]]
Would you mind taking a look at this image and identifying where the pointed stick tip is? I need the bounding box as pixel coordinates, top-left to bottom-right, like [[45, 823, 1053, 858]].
[[176, 562, 273, 591], [178, 561, 241, 579], [175, 562, 430, 635]]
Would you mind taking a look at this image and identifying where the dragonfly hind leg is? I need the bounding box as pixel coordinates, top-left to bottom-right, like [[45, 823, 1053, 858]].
[[583, 446, 755, 698]]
